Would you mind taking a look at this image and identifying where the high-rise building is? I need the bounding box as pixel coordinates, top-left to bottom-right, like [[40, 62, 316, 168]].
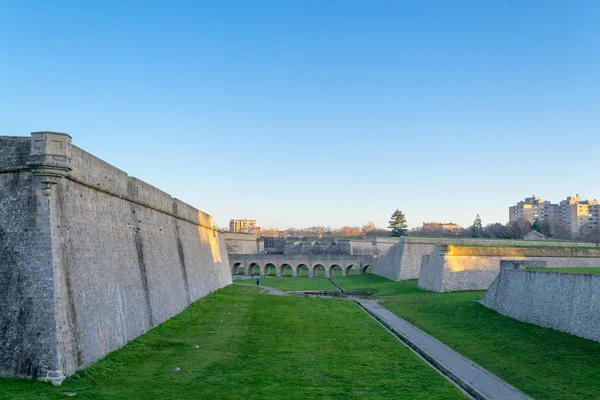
[[509, 195, 558, 224], [229, 219, 260, 234], [509, 194, 598, 233], [559, 195, 599, 233]]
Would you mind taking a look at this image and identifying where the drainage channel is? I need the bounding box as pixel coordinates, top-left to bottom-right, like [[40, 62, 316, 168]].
[[355, 300, 532, 400], [327, 278, 344, 293]]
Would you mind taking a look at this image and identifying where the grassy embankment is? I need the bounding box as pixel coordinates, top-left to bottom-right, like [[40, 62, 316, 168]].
[[234, 277, 336, 291], [0, 285, 464, 400], [450, 243, 600, 250], [330, 274, 600, 400], [525, 267, 600, 274]]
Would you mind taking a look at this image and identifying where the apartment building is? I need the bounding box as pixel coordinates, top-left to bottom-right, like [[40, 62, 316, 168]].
[[509, 195, 559, 224], [560, 195, 599, 233], [229, 219, 260, 234], [509, 194, 599, 233]]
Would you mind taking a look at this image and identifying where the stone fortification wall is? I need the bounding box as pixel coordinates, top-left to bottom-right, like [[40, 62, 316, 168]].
[[348, 237, 400, 256], [482, 268, 600, 342], [0, 136, 58, 380], [223, 232, 263, 254], [417, 245, 600, 292], [280, 237, 398, 257], [372, 236, 594, 281], [0, 132, 231, 383], [283, 241, 352, 255]]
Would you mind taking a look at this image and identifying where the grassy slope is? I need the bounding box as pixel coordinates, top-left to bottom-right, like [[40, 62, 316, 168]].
[[333, 275, 600, 400], [233, 277, 336, 291], [526, 267, 600, 274], [0, 285, 464, 400], [451, 243, 600, 250]]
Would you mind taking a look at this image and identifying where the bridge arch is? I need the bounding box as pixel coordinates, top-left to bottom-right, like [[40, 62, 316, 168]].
[[264, 263, 276, 276], [361, 264, 371, 274], [310, 264, 326, 278], [232, 262, 244, 275], [277, 263, 293, 277], [294, 263, 308, 277], [327, 264, 343, 278], [247, 263, 261, 276], [344, 264, 354, 277]]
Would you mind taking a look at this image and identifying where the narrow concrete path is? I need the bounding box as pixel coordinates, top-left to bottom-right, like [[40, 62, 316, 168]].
[[327, 278, 344, 292], [356, 298, 532, 400], [233, 283, 285, 296], [233, 281, 531, 399]]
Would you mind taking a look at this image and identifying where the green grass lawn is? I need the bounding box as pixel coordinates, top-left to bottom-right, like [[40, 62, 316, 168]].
[[334, 274, 600, 400], [236, 266, 363, 279], [235, 271, 364, 292], [0, 285, 464, 400], [234, 276, 336, 291], [451, 243, 600, 250], [526, 267, 600, 274]]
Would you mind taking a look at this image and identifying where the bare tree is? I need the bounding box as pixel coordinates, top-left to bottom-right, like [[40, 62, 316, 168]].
[[550, 221, 572, 241]]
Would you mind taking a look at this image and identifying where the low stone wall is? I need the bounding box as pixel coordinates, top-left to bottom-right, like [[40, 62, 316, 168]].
[[349, 237, 400, 256], [0, 132, 231, 383], [482, 268, 600, 342], [223, 232, 263, 254], [278, 237, 398, 257], [372, 236, 595, 281], [283, 241, 352, 255], [417, 245, 600, 292]]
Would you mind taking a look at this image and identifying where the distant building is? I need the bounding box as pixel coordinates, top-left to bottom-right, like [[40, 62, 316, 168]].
[[229, 219, 260, 234], [422, 222, 462, 233], [509, 194, 599, 234], [560, 195, 599, 234], [508, 195, 559, 225], [523, 230, 545, 241]]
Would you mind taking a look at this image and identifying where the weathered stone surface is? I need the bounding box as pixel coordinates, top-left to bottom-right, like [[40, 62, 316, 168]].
[[417, 245, 600, 292], [482, 268, 600, 342], [372, 236, 596, 281], [229, 254, 373, 277], [0, 133, 231, 381], [223, 232, 264, 254], [282, 237, 399, 257]]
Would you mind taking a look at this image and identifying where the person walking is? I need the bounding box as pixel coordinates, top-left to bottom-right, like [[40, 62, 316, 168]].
[[256, 277, 260, 286]]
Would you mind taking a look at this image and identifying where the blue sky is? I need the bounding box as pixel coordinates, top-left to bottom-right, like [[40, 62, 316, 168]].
[[1, 1, 599, 229]]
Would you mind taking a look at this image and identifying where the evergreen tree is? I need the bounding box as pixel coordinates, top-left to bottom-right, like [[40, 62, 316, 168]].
[[469, 214, 483, 238], [532, 219, 552, 237], [388, 209, 408, 237]]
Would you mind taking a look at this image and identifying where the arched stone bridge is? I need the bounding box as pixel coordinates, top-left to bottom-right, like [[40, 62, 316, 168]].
[[229, 254, 375, 278]]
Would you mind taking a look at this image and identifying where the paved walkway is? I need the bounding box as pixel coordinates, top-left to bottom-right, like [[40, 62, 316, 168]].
[[233, 280, 532, 399], [233, 283, 285, 296], [356, 298, 532, 400]]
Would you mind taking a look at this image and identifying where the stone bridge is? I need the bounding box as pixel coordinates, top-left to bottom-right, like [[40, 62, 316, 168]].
[[229, 254, 375, 278]]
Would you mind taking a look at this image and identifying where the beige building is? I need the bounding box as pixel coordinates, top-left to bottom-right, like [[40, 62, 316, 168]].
[[422, 222, 462, 233], [560, 195, 599, 233], [510, 194, 599, 233], [509, 195, 559, 224], [229, 219, 260, 234]]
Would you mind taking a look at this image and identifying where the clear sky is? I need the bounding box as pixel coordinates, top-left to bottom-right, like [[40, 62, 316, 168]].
[[1, 1, 599, 230]]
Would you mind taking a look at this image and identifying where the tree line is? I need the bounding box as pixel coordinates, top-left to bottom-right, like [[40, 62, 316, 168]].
[[255, 208, 600, 244], [258, 209, 409, 238], [412, 214, 600, 244]]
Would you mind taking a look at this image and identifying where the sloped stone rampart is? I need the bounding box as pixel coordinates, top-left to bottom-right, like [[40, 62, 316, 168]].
[[372, 236, 596, 281], [0, 133, 231, 382], [482, 268, 600, 342], [417, 245, 600, 292]]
